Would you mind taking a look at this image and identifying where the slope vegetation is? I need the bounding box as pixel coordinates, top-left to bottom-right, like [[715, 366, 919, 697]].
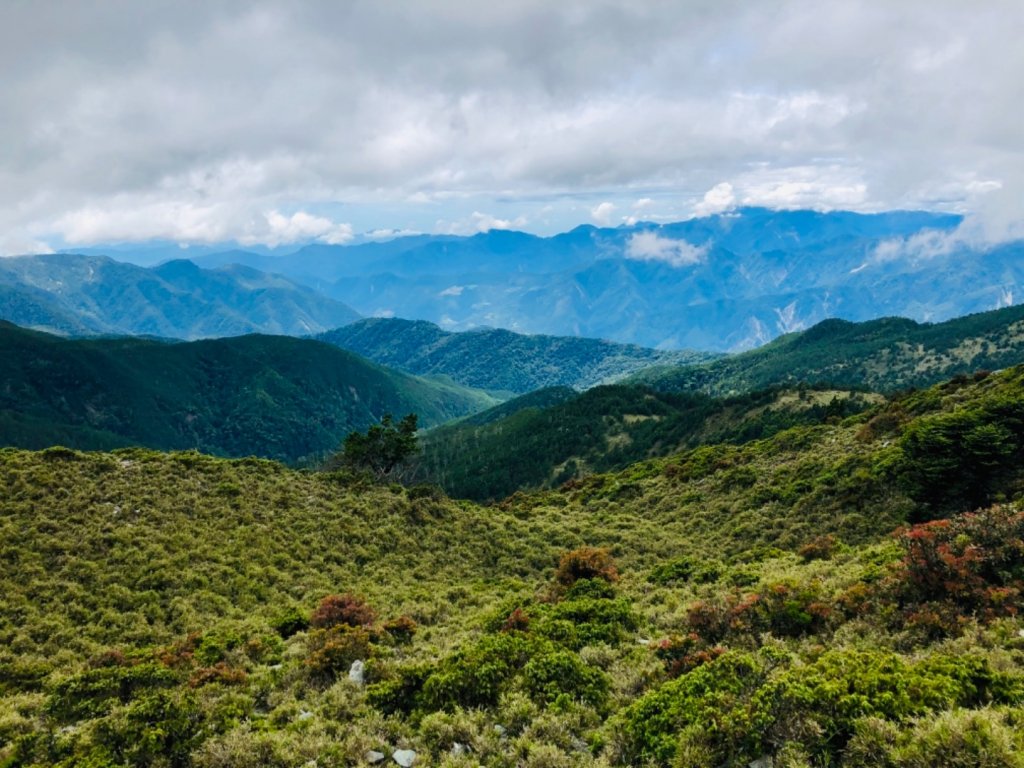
[[0, 322, 496, 463], [416, 384, 879, 501], [2, 367, 1024, 767], [631, 302, 1024, 395], [318, 318, 713, 395]]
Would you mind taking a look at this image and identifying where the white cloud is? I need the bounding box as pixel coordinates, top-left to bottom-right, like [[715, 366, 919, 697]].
[[0, 2, 1021, 242], [591, 202, 617, 226], [255, 210, 353, 247], [440, 211, 528, 235], [0, 235, 54, 257], [693, 182, 736, 217], [439, 285, 465, 297], [626, 231, 707, 268], [54, 200, 352, 247]]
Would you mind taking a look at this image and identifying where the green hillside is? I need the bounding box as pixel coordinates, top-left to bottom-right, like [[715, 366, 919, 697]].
[[630, 303, 1024, 395], [0, 322, 497, 463], [318, 318, 716, 395], [416, 384, 880, 501], [3, 366, 1024, 766]]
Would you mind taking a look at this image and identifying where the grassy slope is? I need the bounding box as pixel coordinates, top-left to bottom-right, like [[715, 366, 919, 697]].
[[2, 368, 1024, 766], [630, 302, 1024, 395], [0, 322, 497, 463], [318, 317, 717, 395]]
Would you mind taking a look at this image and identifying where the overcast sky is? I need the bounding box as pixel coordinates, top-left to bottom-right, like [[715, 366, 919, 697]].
[[1, 0, 1022, 254]]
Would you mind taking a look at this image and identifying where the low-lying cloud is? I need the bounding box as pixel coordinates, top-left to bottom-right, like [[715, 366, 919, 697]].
[[626, 231, 707, 268]]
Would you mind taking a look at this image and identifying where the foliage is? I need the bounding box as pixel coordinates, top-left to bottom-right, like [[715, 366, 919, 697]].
[[309, 593, 377, 629], [554, 548, 619, 588], [4, 365, 1024, 767], [333, 413, 419, 480]]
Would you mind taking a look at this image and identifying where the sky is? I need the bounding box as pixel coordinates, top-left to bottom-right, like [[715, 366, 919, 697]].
[[1, 0, 1022, 255]]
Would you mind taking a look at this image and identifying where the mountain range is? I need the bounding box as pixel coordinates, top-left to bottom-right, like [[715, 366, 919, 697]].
[[7, 207, 1017, 351], [0, 253, 359, 339], [171, 207, 1022, 351]]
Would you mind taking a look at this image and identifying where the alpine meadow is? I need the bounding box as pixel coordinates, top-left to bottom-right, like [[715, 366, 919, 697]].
[[3, 3, 1024, 768]]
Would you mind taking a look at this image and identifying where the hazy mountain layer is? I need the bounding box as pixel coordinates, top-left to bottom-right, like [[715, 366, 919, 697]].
[[0, 253, 360, 339], [183, 208, 1024, 351]]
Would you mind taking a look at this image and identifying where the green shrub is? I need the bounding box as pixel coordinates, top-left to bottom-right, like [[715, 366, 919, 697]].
[[522, 650, 608, 709]]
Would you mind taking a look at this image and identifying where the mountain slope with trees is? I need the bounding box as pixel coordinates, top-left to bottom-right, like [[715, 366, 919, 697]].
[[415, 385, 879, 501], [0, 322, 496, 463], [317, 318, 713, 395], [629, 302, 1024, 395]]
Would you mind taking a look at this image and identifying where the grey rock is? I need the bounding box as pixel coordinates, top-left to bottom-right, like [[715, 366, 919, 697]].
[[349, 659, 365, 685], [749, 757, 774, 768], [450, 742, 468, 756], [365, 751, 386, 764], [392, 749, 417, 767]]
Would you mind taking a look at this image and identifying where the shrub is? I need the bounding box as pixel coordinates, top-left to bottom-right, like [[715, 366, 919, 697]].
[[617, 651, 768, 766], [270, 608, 309, 638], [310, 593, 377, 630], [896, 708, 1024, 768], [382, 615, 418, 644], [553, 547, 618, 588], [421, 633, 541, 711], [798, 534, 838, 562], [891, 506, 1024, 636], [521, 650, 608, 709], [653, 633, 726, 678], [189, 662, 247, 688], [305, 626, 372, 679]]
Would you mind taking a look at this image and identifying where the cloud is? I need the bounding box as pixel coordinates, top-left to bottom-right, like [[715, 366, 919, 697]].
[[257, 210, 353, 247], [439, 285, 465, 297], [55, 201, 352, 247], [626, 231, 707, 268], [0, 2, 1021, 243], [591, 202, 617, 226], [693, 182, 736, 217]]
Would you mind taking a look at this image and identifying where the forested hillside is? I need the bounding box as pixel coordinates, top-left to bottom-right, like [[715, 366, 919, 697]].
[[3, 365, 1024, 767], [416, 385, 879, 501], [630, 303, 1024, 395], [318, 318, 713, 395], [0, 322, 496, 463]]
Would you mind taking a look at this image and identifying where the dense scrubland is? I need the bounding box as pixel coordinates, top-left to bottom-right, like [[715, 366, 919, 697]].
[[3, 364, 1024, 767]]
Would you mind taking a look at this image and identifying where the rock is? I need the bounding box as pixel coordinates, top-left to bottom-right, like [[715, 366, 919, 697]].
[[570, 736, 589, 753], [493, 724, 507, 738], [296, 709, 313, 721], [349, 659, 365, 685], [749, 757, 774, 768], [450, 742, 468, 756], [392, 749, 417, 767], [365, 751, 386, 764]]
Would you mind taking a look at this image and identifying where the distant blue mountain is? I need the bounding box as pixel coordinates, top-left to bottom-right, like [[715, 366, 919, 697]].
[[0, 254, 360, 339], [44, 208, 1023, 351]]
